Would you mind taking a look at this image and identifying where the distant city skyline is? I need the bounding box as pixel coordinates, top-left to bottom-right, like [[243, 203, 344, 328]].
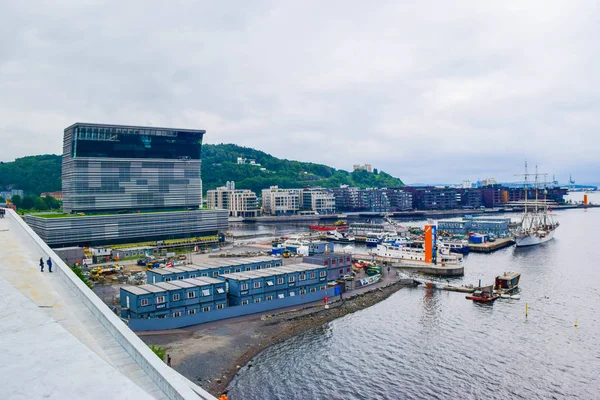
[[1, 1, 598, 184]]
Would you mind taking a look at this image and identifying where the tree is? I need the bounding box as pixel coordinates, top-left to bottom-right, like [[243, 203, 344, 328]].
[[34, 197, 49, 210], [43, 195, 60, 209], [11, 194, 22, 208], [149, 344, 166, 361], [21, 196, 35, 209]]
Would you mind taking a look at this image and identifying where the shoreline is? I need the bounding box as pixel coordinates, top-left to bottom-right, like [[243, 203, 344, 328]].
[[139, 277, 413, 397]]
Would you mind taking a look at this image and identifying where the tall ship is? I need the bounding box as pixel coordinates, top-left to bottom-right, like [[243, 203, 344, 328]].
[[514, 164, 560, 247]]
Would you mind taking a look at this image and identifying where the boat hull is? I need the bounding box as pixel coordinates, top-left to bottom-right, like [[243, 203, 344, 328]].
[[515, 229, 555, 247]]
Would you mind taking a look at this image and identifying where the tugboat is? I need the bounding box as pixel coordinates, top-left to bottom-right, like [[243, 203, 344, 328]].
[[465, 284, 499, 303]]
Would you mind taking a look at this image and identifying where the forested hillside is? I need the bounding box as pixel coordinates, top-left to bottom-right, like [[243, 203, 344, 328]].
[[0, 155, 62, 196], [0, 145, 404, 196], [201, 144, 404, 193]]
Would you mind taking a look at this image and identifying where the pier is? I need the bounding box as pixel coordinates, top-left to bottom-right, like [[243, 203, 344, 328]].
[[352, 254, 464, 277], [468, 237, 515, 253]]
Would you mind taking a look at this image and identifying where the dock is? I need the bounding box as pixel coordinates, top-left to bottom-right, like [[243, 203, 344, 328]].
[[352, 254, 464, 277], [468, 237, 515, 253]]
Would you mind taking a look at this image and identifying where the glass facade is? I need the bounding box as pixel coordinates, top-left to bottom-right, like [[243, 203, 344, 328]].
[[72, 124, 203, 160], [62, 123, 205, 213]]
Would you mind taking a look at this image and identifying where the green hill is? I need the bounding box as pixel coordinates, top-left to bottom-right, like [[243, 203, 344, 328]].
[[0, 144, 404, 196], [0, 155, 62, 196], [202, 144, 404, 194]]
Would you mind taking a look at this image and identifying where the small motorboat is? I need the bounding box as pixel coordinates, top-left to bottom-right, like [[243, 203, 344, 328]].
[[466, 285, 499, 303]]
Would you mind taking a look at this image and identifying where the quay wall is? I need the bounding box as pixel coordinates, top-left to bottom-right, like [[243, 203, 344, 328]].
[[5, 209, 215, 400], [127, 288, 336, 332]]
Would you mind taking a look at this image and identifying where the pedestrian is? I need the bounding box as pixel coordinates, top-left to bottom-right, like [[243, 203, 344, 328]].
[[0, 208, 5, 218], [167, 354, 172, 367], [39, 257, 44, 272], [387, 266, 390, 275], [47, 257, 53, 273]]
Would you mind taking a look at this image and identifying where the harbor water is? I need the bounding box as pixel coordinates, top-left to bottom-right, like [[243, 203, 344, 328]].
[[227, 195, 600, 399]]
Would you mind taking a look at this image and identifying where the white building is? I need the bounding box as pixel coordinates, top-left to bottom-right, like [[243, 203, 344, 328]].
[[207, 182, 258, 217], [353, 164, 373, 173], [261, 186, 302, 216], [237, 157, 261, 167], [0, 189, 24, 200]]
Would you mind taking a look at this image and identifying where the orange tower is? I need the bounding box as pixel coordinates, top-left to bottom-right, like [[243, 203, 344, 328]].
[[584, 194, 588, 206], [424, 225, 433, 263]]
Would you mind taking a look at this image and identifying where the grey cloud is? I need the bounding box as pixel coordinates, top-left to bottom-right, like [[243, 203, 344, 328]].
[[0, 0, 598, 185]]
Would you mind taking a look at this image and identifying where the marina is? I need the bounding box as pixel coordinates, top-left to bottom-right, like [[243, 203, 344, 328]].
[[227, 201, 600, 400]]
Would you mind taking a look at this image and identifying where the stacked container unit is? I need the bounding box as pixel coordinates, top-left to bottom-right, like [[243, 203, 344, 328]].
[[120, 276, 228, 319], [303, 253, 353, 281], [222, 263, 328, 305]]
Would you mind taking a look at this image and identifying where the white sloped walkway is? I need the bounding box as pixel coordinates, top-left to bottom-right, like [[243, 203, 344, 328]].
[[0, 216, 167, 400]]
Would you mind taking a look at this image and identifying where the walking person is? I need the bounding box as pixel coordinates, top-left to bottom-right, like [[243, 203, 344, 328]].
[[167, 354, 172, 367], [46, 257, 53, 273], [39, 257, 44, 272]]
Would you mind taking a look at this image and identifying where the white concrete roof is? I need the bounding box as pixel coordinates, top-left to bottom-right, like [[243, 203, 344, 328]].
[[0, 211, 215, 400]]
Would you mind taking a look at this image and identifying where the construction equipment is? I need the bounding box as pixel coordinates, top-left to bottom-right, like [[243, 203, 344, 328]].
[[90, 265, 123, 280]]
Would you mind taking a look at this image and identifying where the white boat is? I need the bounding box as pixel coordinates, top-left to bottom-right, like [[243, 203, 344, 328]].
[[437, 238, 470, 254], [324, 229, 355, 243], [513, 163, 559, 247], [282, 234, 310, 248], [365, 232, 382, 247], [370, 244, 462, 265]]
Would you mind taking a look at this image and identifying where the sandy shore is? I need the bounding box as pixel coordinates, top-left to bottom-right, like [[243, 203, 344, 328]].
[[139, 275, 414, 397]]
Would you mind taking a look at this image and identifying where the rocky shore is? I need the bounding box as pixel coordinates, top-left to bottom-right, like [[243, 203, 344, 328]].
[[139, 276, 414, 397]]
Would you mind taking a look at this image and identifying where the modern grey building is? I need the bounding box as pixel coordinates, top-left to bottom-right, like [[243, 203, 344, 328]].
[[25, 209, 228, 247], [25, 123, 229, 247], [62, 123, 204, 213]]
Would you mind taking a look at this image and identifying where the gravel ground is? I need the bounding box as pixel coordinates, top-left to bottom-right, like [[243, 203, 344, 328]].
[[138, 272, 411, 397]]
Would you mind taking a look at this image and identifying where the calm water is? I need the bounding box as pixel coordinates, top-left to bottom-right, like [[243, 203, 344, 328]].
[[228, 194, 600, 400]]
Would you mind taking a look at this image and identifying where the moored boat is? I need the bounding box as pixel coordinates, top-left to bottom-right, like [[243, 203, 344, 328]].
[[465, 285, 499, 303], [494, 271, 521, 294], [310, 220, 348, 231]]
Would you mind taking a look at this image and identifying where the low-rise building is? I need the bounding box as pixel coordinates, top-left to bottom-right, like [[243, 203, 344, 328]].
[[437, 215, 511, 236], [303, 253, 353, 281]]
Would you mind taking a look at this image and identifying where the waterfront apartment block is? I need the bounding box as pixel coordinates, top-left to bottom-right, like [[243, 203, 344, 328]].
[[62, 123, 205, 213], [261, 186, 302, 215], [25, 209, 228, 247], [303, 253, 353, 281], [358, 189, 391, 212], [302, 188, 336, 214], [330, 185, 360, 212], [206, 181, 258, 217], [146, 257, 282, 283]]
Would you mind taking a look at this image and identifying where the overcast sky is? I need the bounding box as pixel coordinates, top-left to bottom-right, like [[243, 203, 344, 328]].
[[1, 1, 598, 184]]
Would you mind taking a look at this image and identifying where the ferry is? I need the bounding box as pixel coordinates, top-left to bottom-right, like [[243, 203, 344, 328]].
[[370, 243, 462, 265]]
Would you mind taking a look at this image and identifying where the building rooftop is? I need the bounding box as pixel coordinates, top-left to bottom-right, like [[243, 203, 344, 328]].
[[0, 209, 214, 399]]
